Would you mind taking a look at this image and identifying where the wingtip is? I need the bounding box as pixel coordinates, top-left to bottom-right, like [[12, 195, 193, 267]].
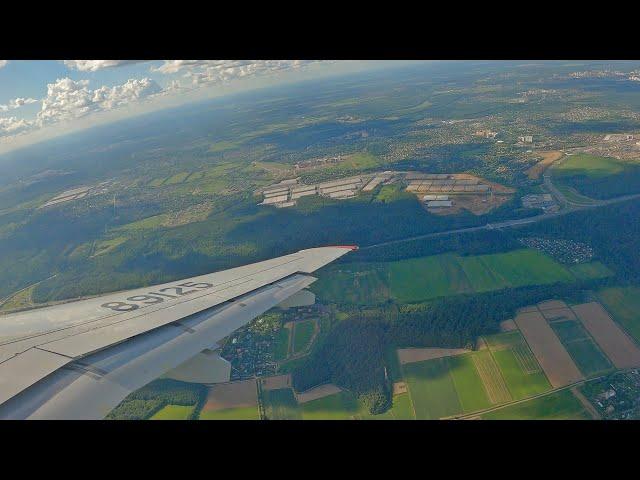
[[335, 245, 359, 251]]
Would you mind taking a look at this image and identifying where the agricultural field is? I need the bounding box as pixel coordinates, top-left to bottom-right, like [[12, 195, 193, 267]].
[[572, 302, 640, 369], [569, 262, 614, 281], [514, 310, 583, 387], [0, 283, 36, 312], [554, 153, 626, 179], [292, 319, 316, 355], [485, 331, 551, 400], [449, 353, 494, 411], [273, 327, 290, 361], [403, 357, 462, 419], [550, 319, 613, 377], [91, 237, 128, 257], [401, 339, 554, 420], [199, 379, 260, 420], [262, 388, 302, 420], [299, 391, 363, 420], [553, 153, 640, 200], [150, 404, 196, 420], [313, 249, 579, 305], [199, 406, 260, 420], [598, 286, 640, 344], [481, 389, 592, 420]]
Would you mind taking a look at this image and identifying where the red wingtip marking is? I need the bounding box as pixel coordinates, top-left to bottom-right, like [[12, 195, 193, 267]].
[[335, 245, 359, 250]]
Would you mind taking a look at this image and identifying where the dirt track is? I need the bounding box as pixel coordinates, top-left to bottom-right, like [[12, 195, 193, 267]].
[[261, 374, 291, 391], [397, 347, 469, 365], [295, 384, 342, 404]]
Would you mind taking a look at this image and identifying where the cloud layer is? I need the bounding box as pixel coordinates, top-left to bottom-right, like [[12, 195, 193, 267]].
[[63, 60, 145, 72], [0, 97, 38, 112], [36, 77, 161, 126], [1, 60, 332, 143], [153, 60, 320, 87], [0, 116, 33, 135]]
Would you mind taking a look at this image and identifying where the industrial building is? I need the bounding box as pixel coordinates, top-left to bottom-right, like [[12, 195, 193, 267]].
[[423, 194, 450, 201], [521, 193, 557, 211], [426, 200, 453, 208], [406, 175, 490, 194]]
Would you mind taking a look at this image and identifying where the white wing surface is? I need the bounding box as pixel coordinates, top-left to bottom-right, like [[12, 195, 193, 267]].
[[0, 246, 356, 419]]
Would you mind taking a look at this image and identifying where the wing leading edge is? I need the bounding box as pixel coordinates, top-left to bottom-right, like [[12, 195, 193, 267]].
[[0, 246, 355, 419]]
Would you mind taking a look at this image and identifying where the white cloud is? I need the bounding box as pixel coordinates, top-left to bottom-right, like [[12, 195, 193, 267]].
[[0, 97, 38, 111], [63, 60, 145, 72], [37, 77, 161, 126], [153, 60, 321, 87], [91, 78, 162, 110], [0, 116, 33, 135], [0, 60, 7, 69]]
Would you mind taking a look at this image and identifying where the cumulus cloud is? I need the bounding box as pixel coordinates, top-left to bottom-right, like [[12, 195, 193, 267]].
[[0, 116, 33, 135], [0, 60, 7, 69], [37, 77, 161, 125], [63, 60, 145, 72], [91, 78, 162, 109], [153, 60, 320, 87], [0, 97, 38, 111]]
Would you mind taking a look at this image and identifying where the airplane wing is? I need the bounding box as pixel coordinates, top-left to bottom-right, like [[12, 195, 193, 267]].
[[0, 246, 356, 419]]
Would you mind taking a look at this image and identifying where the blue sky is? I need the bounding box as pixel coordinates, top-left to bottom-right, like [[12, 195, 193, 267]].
[[0, 60, 411, 153]]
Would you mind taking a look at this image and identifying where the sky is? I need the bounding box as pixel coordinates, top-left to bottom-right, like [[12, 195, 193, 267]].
[[0, 60, 413, 154]]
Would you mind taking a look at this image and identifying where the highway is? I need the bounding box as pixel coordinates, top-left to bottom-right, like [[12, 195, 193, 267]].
[[362, 160, 640, 251]]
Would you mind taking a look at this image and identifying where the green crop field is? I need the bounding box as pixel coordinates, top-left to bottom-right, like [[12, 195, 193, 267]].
[[403, 357, 462, 419], [551, 319, 589, 342], [448, 354, 492, 413], [300, 391, 362, 420], [292, 320, 316, 354], [387, 253, 474, 302], [482, 389, 592, 420], [550, 319, 612, 377], [486, 332, 551, 400], [165, 172, 191, 185], [458, 255, 510, 293], [478, 249, 575, 288], [312, 267, 389, 305], [554, 153, 625, 178], [262, 388, 301, 420], [569, 262, 614, 281], [274, 328, 290, 362], [483, 331, 523, 349], [598, 286, 640, 344], [150, 404, 195, 420], [387, 393, 416, 420], [564, 339, 612, 377], [314, 249, 577, 305], [199, 406, 260, 420]]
